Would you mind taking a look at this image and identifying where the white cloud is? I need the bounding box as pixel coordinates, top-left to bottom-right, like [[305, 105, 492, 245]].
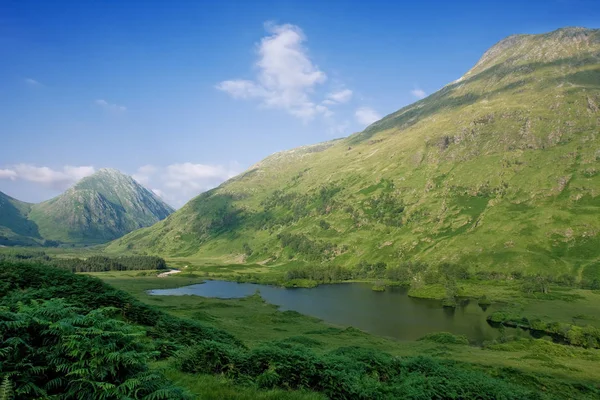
[[151, 188, 166, 199], [355, 107, 381, 126], [217, 23, 329, 121], [216, 80, 266, 99], [95, 99, 127, 112], [0, 164, 95, 190], [24, 78, 41, 86], [325, 89, 353, 104], [411, 88, 426, 99], [132, 164, 157, 185], [0, 169, 17, 180], [132, 162, 241, 208], [163, 163, 237, 188]]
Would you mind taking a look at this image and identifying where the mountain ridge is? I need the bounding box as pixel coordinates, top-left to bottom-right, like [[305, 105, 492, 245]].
[[102, 26, 599, 278], [0, 169, 174, 246]]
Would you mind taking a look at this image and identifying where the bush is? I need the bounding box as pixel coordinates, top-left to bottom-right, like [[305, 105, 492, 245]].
[[0, 261, 242, 348], [418, 332, 470, 345], [174, 342, 549, 399], [178, 341, 245, 375], [0, 299, 190, 399]]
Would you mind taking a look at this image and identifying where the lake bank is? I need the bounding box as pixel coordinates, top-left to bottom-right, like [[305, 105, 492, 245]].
[[147, 280, 514, 343], [90, 272, 600, 397]]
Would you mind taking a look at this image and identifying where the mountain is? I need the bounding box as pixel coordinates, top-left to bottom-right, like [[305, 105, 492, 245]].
[[107, 27, 600, 276], [0, 169, 174, 245], [0, 191, 40, 246]]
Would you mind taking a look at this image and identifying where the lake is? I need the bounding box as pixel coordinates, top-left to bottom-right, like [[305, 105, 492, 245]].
[[148, 280, 517, 343]]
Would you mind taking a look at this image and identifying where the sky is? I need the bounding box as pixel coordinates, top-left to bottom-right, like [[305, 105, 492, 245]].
[[1, 0, 599, 208]]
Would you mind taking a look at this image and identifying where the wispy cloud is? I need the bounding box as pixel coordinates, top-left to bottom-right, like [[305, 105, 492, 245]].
[[355, 107, 381, 126], [0, 169, 18, 180], [95, 99, 127, 112], [324, 89, 353, 105], [24, 78, 41, 86], [133, 162, 241, 208], [151, 188, 166, 199], [0, 164, 95, 190], [217, 23, 330, 121], [411, 88, 426, 99]]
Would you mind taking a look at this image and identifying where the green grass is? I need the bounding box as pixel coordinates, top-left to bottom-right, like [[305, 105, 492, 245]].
[[106, 28, 600, 286], [95, 273, 600, 395], [162, 370, 325, 400]]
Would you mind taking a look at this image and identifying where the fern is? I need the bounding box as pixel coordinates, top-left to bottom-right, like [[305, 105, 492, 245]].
[[0, 298, 191, 399], [0, 376, 13, 400]]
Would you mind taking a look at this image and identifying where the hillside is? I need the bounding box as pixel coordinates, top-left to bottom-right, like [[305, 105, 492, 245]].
[[0, 191, 40, 246], [0, 169, 174, 245], [108, 27, 600, 277]]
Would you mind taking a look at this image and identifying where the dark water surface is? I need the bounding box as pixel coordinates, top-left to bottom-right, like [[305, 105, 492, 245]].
[[149, 281, 512, 342]]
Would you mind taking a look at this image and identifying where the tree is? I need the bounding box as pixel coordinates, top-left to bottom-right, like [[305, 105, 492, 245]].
[[522, 274, 551, 294]]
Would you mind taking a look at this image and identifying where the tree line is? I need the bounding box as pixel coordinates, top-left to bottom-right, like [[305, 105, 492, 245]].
[[0, 250, 167, 272]]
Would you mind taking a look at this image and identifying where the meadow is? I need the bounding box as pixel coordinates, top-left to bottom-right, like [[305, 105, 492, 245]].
[[3, 249, 600, 399]]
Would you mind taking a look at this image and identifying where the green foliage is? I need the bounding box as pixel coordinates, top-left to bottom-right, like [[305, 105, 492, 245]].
[[284, 264, 352, 283], [259, 185, 341, 228], [581, 263, 600, 289], [0, 191, 40, 246], [0, 299, 189, 399], [278, 233, 336, 261], [354, 260, 388, 279], [0, 376, 13, 400], [176, 341, 547, 399], [361, 191, 405, 226], [0, 250, 168, 272], [178, 341, 245, 375], [522, 274, 552, 294], [478, 295, 492, 306], [418, 332, 470, 345], [57, 255, 169, 272], [100, 266, 600, 399], [371, 282, 386, 291], [487, 311, 600, 348], [0, 261, 242, 348]]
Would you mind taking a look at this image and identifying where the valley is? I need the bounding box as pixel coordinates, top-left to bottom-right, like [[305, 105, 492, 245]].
[[1, 23, 600, 400], [107, 28, 600, 284], [95, 269, 600, 398]]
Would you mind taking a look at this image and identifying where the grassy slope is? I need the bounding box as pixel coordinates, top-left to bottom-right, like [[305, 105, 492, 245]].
[[0, 191, 41, 245], [94, 272, 600, 398], [107, 28, 600, 278]]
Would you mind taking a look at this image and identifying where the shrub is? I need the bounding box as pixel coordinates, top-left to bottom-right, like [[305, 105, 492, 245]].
[[0, 299, 189, 399], [418, 332, 470, 345], [178, 341, 245, 375]]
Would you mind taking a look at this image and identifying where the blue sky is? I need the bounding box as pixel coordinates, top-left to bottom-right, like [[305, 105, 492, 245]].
[[1, 0, 599, 207]]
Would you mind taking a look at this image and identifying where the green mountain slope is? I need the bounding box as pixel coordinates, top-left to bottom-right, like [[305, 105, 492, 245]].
[[0, 169, 174, 245], [0, 191, 40, 246], [108, 27, 600, 277], [27, 168, 174, 244]]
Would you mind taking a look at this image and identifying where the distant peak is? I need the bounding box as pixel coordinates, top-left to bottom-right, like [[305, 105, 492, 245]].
[[72, 168, 133, 189], [97, 167, 125, 175], [466, 26, 599, 78], [550, 26, 596, 34]]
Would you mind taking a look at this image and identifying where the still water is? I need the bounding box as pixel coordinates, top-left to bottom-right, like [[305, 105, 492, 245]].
[[149, 280, 513, 343]]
